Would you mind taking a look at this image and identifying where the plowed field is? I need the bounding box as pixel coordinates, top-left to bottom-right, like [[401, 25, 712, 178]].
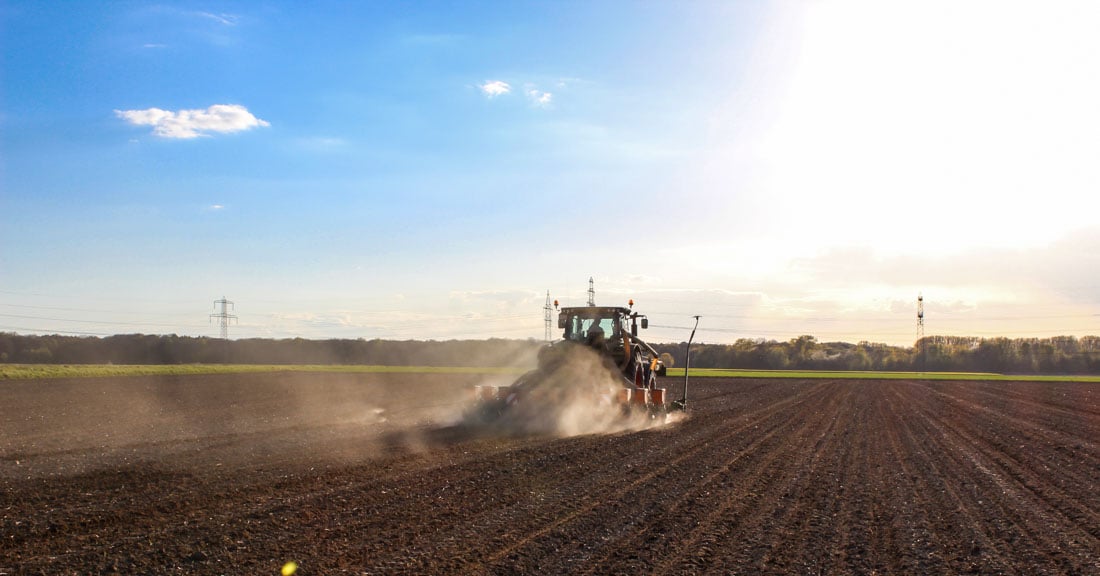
[[2, 373, 1099, 575]]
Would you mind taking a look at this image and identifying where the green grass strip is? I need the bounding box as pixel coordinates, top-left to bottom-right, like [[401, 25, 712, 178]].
[[3, 364, 1098, 383], [0, 364, 526, 380], [666, 367, 1100, 382]]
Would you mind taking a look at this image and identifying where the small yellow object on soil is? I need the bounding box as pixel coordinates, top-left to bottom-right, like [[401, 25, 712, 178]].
[[281, 561, 298, 576]]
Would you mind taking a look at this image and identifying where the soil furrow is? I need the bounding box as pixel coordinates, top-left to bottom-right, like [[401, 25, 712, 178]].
[[4, 374, 1099, 575], [895, 382, 1067, 574], [452, 381, 832, 573], [880, 383, 989, 574], [593, 381, 842, 575], [918, 382, 1100, 519], [901, 383, 1100, 573]]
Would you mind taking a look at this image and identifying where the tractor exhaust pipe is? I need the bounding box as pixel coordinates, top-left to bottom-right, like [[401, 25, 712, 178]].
[[678, 315, 700, 410]]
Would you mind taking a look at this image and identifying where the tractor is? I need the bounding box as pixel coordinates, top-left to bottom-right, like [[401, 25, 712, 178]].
[[471, 299, 686, 424]]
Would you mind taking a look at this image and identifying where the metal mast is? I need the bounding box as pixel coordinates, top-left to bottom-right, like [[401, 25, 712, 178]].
[[679, 315, 701, 409], [917, 293, 925, 342], [210, 297, 238, 340], [917, 293, 926, 370], [543, 291, 553, 342], [587, 276, 595, 306]]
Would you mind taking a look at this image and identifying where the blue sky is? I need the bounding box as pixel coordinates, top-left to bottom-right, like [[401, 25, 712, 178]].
[[3, 1, 1099, 346]]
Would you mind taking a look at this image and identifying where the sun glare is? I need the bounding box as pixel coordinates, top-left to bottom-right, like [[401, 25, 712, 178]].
[[760, 0, 1100, 256]]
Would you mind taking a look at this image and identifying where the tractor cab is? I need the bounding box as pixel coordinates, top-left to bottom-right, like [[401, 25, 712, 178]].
[[467, 295, 678, 425], [561, 307, 623, 341], [558, 305, 654, 374]]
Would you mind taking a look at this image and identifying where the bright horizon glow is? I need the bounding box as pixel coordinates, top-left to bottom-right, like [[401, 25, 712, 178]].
[[2, 1, 1098, 347], [759, 0, 1100, 255]]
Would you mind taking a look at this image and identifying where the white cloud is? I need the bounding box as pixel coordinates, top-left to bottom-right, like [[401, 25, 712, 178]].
[[526, 87, 553, 107], [477, 79, 556, 106], [449, 289, 538, 308], [115, 104, 270, 139], [295, 136, 348, 151], [479, 80, 511, 98], [196, 12, 238, 26]]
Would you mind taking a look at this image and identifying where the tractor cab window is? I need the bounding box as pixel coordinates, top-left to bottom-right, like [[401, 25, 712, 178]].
[[585, 318, 605, 337], [564, 314, 618, 343], [564, 315, 584, 342]]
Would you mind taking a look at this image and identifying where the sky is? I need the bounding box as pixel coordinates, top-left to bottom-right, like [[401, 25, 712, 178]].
[[2, 0, 1099, 346]]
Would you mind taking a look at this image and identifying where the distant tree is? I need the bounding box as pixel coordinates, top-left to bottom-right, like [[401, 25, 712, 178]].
[[765, 346, 790, 369], [789, 335, 818, 367], [846, 347, 872, 370]]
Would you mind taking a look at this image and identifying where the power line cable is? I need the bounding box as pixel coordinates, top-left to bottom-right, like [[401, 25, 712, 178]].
[[0, 313, 207, 329], [0, 325, 111, 336]]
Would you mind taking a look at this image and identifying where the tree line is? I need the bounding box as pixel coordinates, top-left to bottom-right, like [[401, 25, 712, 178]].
[[0, 333, 542, 368], [651, 334, 1100, 375], [2, 332, 1099, 375]]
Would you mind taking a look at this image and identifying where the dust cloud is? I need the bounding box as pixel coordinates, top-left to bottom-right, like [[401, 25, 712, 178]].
[[469, 344, 683, 438], [0, 372, 479, 478], [1, 348, 680, 479]]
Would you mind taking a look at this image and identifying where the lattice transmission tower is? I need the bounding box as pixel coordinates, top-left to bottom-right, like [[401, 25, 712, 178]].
[[917, 293, 925, 342], [587, 277, 596, 306], [210, 297, 238, 339], [917, 293, 926, 370], [543, 291, 553, 342]]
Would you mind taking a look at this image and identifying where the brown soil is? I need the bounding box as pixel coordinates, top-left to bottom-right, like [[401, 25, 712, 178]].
[[2, 373, 1098, 575]]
